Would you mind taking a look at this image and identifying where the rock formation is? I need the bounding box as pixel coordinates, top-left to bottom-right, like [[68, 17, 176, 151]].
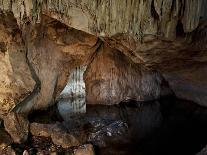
[[0, 1, 207, 153], [0, 0, 206, 115]]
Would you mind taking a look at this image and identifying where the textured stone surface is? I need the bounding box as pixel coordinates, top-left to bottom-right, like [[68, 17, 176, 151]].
[[51, 131, 80, 148], [4, 112, 29, 143], [13, 16, 98, 113], [0, 0, 206, 40], [84, 44, 165, 105], [0, 0, 206, 113], [0, 13, 35, 118], [30, 122, 80, 148], [74, 144, 95, 155]]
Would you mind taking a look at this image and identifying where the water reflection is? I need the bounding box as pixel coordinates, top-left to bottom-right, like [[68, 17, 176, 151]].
[[58, 66, 86, 121]]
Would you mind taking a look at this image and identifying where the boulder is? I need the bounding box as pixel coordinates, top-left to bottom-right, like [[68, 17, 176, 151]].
[[51, 132, 80, 148], [30, 123, 55, 138], [30, 122, 80, 148], [4, 112, 29, 143]]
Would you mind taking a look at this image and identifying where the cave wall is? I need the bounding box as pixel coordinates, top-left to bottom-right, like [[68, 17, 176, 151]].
[[13, 15, 99, 113], [1, 0, 206, 40], [84, 44, 166, 105], [0, 13, 35, 118], [0, 0, 207, 116]]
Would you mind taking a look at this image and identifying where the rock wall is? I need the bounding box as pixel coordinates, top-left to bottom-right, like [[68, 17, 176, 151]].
[[0, 0, 207, 116], [13, 16, 98, 113], [0, 13, 35, 118], [84, 44, 166, 105], [1, 0, 206, 40]]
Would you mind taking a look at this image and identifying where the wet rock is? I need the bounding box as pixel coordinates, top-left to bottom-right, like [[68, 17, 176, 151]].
[[30, 122, 80, 148], [4, 112, 29, 143], [88, 120, 128, 147], [74, 144, 95, 155]]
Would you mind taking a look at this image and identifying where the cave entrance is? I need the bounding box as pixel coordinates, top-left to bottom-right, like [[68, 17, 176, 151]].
[[57, 66, 87, 121]]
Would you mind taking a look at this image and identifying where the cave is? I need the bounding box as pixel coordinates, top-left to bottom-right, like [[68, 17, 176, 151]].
[[0, 1, 207, 155]]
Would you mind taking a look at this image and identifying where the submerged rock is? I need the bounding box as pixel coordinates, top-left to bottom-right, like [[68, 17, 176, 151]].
[[88, 120, 128, 147], [74, 144, 95, 155], [30, 122, 80, 148], [4, 112, 29, 143]]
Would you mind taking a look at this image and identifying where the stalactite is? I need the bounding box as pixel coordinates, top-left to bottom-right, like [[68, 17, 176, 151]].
[[0, 0, 205, 40]]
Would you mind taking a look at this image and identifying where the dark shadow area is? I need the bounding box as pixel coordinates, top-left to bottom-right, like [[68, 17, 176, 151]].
[[176, 20, 185, 38], [101, 96, 207, 155], [135, 97, 207, 155]]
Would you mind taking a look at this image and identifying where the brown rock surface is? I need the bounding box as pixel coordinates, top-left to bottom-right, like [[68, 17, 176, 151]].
[[0, 13, 35, 118], [4, 112, 29, 143], [13, 16, 99, 113], [30, 122, 80, 148], [84, 44, 165, 105], [0, 0, 206, 112], [51, 131, 80, 148], [30, 122, 65, 138], [74, 144, 95, 155], [1, 0, 206, 40]]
